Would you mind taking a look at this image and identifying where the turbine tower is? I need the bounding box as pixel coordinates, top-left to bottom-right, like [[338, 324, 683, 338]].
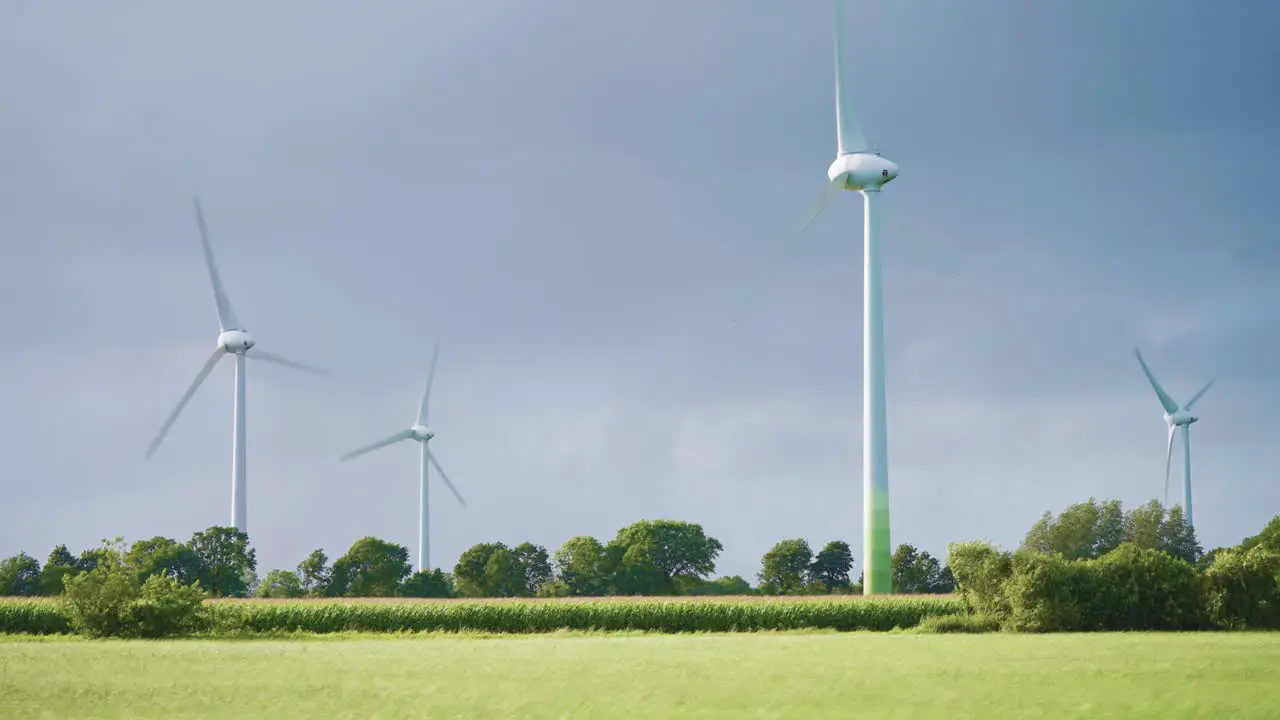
[[780, 0, 899, 594], [1134, 347, 1214, 527], [145, 197, 328, 536], [339, 346, 466, 573]]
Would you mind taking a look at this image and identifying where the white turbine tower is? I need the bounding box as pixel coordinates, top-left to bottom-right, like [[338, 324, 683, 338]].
[[1134, 347, 1214, 527], [145, 197, 329, 536], [339, 347, 466, 573]]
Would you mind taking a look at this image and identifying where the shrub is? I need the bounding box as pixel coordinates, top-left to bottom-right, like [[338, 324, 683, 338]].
[[60, 538, 208, 638], [1001, 550, 1095, 632], [1086, 543, 1205, 631], [946, 541, 1013, 620], [1201, 545, 1280, 629]]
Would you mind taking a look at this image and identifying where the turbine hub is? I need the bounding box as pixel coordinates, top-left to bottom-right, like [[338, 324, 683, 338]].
[[827, 152, 898, 191], [218, 329, 255, 354], [411, 425, 434, 441], [1163, 411, 1195, 427]]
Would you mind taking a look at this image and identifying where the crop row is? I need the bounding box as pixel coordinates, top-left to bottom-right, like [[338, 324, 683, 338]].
[[0, 595, 965, 635]]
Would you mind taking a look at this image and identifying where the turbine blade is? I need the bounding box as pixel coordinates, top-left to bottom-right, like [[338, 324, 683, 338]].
[[834, 0, 867, 155], [249, 349, 330, 375], [192, 197, 240, 333], [417, 344, 439, 426], [730, 177, 844, 326], [1134, 348, 1180, 414], [1163, 424, 1176, 507], [145, 347, 226, 458], [340, 429, 414, 462], [1184, 379, 1214, 411], [427, 451, 466, 507]]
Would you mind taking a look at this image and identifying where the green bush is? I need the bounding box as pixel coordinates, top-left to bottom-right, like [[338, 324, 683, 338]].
[[946, 541, 1013, 620], [1085, 543, 1205, 631], [1001, 551, 1095, 632], [1201, 545, 1280, 629], [60, 538, 208, 638]]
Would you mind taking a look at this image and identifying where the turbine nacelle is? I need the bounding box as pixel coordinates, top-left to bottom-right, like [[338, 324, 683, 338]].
[[827, 152, 898, 192], [1163, 411, 1198, 427], [410, 424, 434, 441], [218, 329, 255, 354]]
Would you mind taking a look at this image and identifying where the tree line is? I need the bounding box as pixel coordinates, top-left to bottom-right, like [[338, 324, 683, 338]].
[[3, 499, 1249, 603]]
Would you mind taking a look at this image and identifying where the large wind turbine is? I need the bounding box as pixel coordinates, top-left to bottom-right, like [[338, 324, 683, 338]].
[[145, 197, 328, 536], [771, 1, 899, 594], [1134, 348, 1213, 528], [339, 347, 466, 572]]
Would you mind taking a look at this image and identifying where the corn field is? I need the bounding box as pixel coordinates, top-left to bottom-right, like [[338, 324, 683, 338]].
[[0, 595, 964, 635]]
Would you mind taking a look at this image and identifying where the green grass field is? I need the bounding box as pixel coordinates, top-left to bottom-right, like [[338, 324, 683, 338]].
[[2, 632, 1278, 719]]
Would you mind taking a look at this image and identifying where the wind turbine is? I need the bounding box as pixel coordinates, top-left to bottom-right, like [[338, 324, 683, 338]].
[[761, 0, 899, 594], [339, 346, 466, 573], [145, 197, 328, 536], [1134, 347, 1214, 527]]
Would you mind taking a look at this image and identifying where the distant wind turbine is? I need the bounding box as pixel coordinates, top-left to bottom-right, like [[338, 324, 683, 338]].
[[340, 346, 465, 573], [1134, 347, 1214, 527], [145, 197, 329, 536]]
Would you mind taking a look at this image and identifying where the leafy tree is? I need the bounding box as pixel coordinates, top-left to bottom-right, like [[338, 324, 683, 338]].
[[255, 569, 304, 598], [552, 536, 611, 596], [454, 542, 541, 597], [513, 543, 553, 595], [1021, 498, 1124, 560], [0, 552, 41, 596], [1158, 505, 1202, 565], [758, 539, 814, 594], [39, 545, 78, 595], [611, 520, 723, 594], [687, 575, 753, 595], [483, 547, 529, 597], [1122, 500, 1166, 551], [297, 549, 332, 597], [1240, 514, 1280, 554], [891, 544, 953, 593], [455, 542, 506, 597], [401, 569, 454, 598], [127, 536, 204, 585], [810, 540, 854, 592], [63, 537, 206, 638], [331, 537, 412, 597], [187, 526, 257, 597]]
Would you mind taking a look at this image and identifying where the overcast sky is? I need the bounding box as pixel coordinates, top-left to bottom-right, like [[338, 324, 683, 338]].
[[2, 1, 1278, 582]]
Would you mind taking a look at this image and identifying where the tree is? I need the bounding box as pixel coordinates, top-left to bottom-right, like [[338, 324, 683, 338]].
[[758, 539, 814, 594], [255, 569, 304, 598], [62, 537, 206, 638], [1021, 498, 1124, 560], [297, 549, 332, 597], [1123, 500, 1166, 551], [891, 544, 953, 593], [454, 542, 539, 597], [0, 552, 41, 596], [127, 536, 204, 586], [401, 569, 454, 598], [611, 520, 724, 594], [482, 547, 528, 597], [187, 526, 257, 597], [810, 541, 854, 593], [1239, 514, 1280, 554], [331, 537, 412, 597], [513, 543, 553, 595], [39, 545, 78, 595], [552, 536, 611, 596], [1158, 505, 1202, 565]]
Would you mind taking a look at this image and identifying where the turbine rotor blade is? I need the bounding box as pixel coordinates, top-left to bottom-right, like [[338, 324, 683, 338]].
[[145, 347, 226, 458], [340, 429, 415, 462], [1164, 424, 1176, 507], [427, 450, 466, 507], [730, 177, 844, 326], [249, 349, 330, 375], [1184, 379, 1215, 410], [834, 0, 867, 155], [192, 197, 240, 333], [417, 344, 439, 426], [1134, 347, 1180, 414]]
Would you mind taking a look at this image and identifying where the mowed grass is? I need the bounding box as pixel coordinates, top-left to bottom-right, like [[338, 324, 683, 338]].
[[2, 632, 1278, 719]]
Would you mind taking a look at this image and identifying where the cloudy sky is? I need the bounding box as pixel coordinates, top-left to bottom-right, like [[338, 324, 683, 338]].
[[2, 1, 1277, 582]]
